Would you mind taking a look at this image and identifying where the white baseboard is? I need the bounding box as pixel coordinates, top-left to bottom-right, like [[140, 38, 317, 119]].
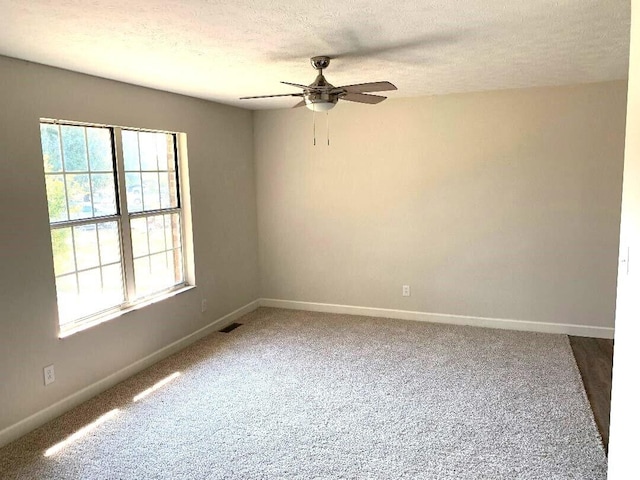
[[259, 298, 615, 339], [0, 299, 260, 449]]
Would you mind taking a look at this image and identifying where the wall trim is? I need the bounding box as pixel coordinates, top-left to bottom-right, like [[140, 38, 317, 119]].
[[259, 298, 615, 339], [0, 299, 260, 449]]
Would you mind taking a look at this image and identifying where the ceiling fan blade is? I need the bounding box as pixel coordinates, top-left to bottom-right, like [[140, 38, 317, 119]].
[[239, 93, 303, 100], [334, 81, 397, 94], [280, 81, 313, 90], [292, 100, 307, 108], [341, 92, 387, 104], [281, 81, 329, 92]]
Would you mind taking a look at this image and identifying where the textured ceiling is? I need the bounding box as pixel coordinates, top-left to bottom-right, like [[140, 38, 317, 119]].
[[0, 0, 631, 110]]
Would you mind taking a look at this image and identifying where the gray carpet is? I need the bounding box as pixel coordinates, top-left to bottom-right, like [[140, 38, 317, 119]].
[[0, 307, 607, 479]]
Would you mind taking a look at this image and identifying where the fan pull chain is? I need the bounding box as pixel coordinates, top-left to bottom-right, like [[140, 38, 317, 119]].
[[326, 112, 330, 146], [313, 109, 317, 146]]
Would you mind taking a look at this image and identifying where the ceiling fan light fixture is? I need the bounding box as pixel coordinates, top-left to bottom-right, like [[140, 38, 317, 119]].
[[305, 100, 336, 112], [304, 92, 338, 112]]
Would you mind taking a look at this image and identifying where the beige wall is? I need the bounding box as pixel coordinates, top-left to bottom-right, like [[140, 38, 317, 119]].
[[608, 0, 640, 475], [0, 56, 259, 434], [255, 81, 627, 329]]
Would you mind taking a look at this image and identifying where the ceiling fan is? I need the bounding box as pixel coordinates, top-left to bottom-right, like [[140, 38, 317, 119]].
[[240, 56, 397, 111]]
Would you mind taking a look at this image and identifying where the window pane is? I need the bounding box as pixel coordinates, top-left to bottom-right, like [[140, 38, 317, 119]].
[[134, 256, 151, 298], [164, 214, 174, 250], [78, 268, 102, 297], [41, 124, 62, 172], [57, 264, 124, 325], [122, 130, 140, 171], [77, 268, 105, 317], [158, 172, 179, 209], [150, 252, 169, 290], [125, 172, 143, 213], [130, 217, 149, 257], [123, 130, 176, 214], [56, 274, 78, 326], [148, 215, 166, 253], [157, 134, 176, 171], [73, 224, 100, 270], [45, 175, 69, 222], [159, 172, 171, 209], [91, 173, 117, 216], [98, 222, 121, 265], [66, 174, 92, 220], [102, 264, 124, 305], [139, 132, 158, 170], [61, 125, 88, 172], [51, 227, 75, 276], [87, 127, 112, 172], [131, 212, 183, 298], [142, 172, 160, 210]]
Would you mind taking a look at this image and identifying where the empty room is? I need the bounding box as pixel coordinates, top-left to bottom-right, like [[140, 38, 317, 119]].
[[1, 0, 638, 478]]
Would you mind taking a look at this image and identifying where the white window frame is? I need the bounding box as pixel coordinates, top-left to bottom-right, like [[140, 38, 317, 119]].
[[41, 119, 193, 337]]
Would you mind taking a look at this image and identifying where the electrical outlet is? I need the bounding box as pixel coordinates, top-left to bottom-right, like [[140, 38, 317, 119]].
[[44, 364, 55, 386], [201, 299, 208, 313], [402, 285, 411, 297]]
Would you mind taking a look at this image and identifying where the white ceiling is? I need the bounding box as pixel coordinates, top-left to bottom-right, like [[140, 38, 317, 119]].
[[0, 0, 631, 110]]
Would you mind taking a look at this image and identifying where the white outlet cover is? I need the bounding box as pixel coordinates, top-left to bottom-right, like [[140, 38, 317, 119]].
[[403, 285, 411, 297], [44, 364, 55, 386]]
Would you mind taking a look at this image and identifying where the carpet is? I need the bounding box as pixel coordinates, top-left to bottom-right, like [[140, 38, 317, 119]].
[[0, 307, 607, 479]]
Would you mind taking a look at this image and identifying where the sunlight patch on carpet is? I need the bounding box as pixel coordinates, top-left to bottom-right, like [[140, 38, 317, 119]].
[[44, 409, 120, 457], [133, 372, 181, 402]]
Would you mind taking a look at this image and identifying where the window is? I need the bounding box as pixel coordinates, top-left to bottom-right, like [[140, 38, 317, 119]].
[[40, 121, 188, 333]]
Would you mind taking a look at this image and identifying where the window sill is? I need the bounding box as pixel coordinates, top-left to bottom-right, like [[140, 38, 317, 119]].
[[58, 285, 196, 339]]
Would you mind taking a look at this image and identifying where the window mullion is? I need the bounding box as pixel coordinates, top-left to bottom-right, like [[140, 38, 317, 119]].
[[128, 207, 181, 218], [113, 127, 136, 302], [51, 214, 120, 229]]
